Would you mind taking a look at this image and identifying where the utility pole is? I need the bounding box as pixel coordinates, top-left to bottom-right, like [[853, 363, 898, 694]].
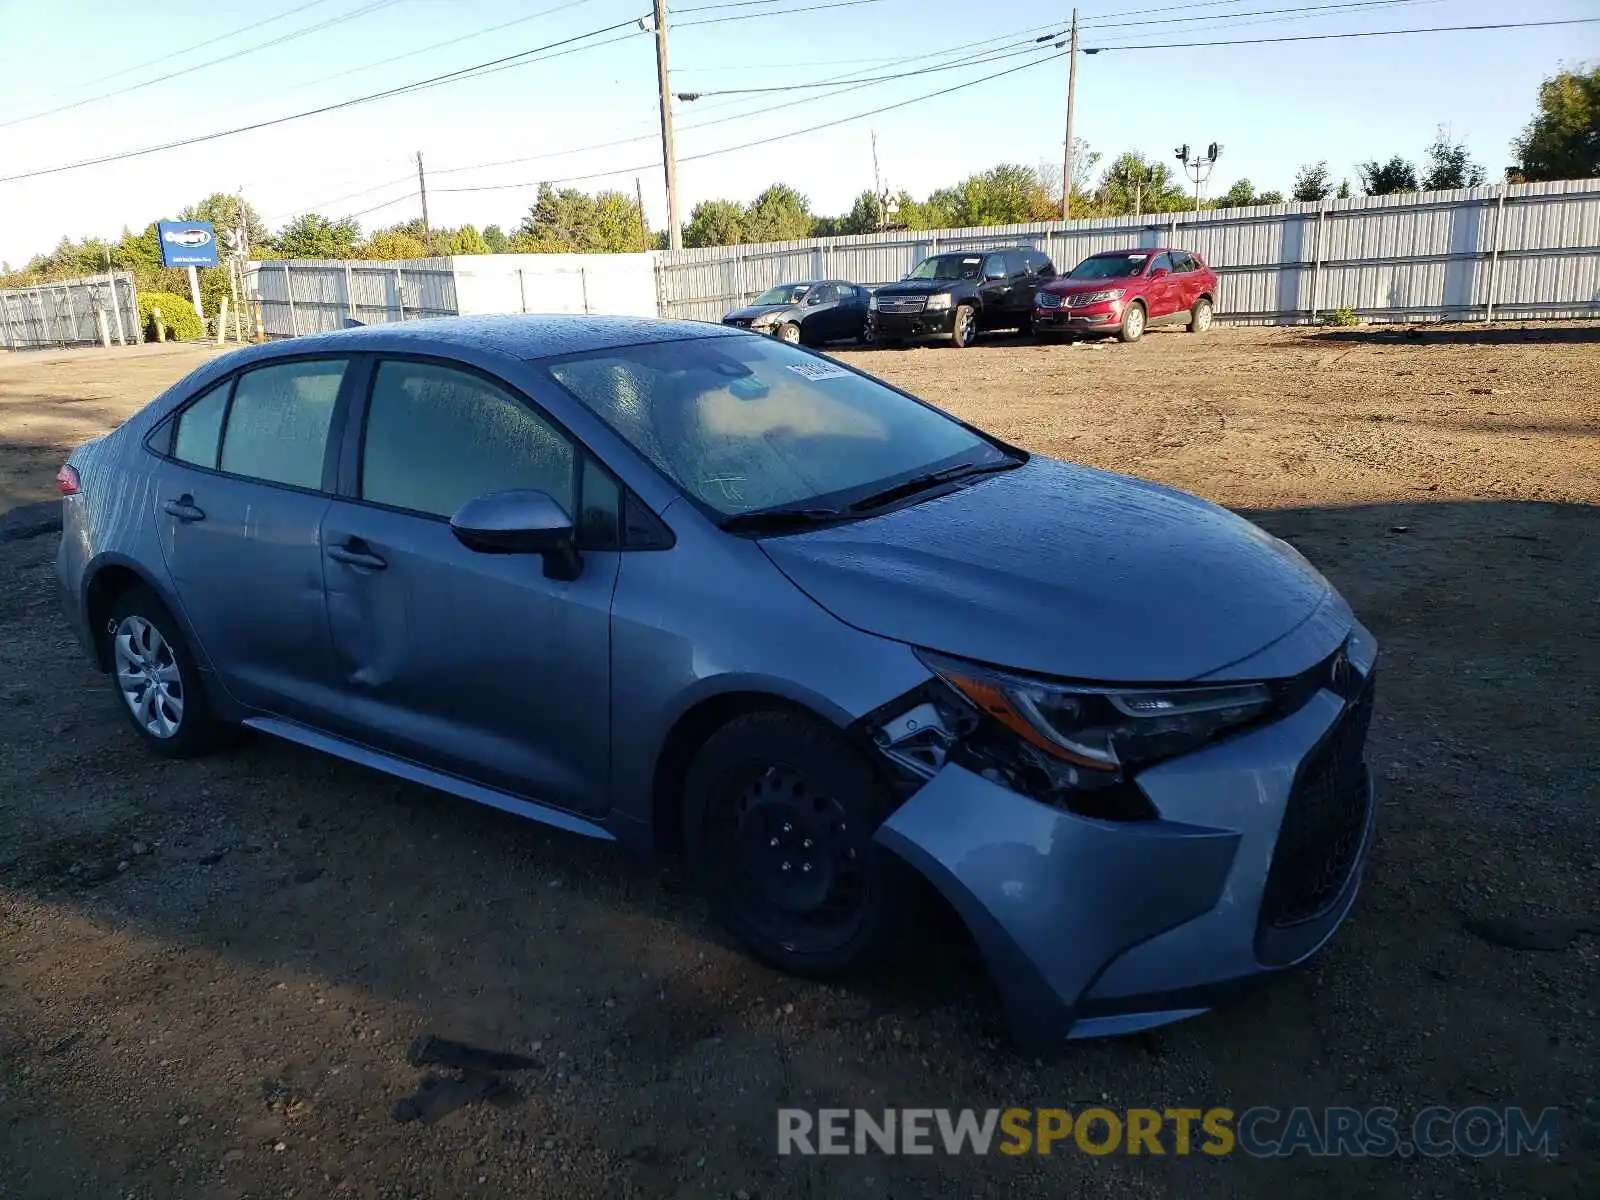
[[870, 130, 884, 231], [1060, 8, 1079, 220], [1177, 142, 1222, 215], [416, 151, 430, 240], [652, 1, 683, 251], [636, 176, 651, 247]]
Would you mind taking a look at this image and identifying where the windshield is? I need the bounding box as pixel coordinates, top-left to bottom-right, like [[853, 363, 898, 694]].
[[752, 284, 811, 306], [1069, 253, 1150, 280], [546, 337, 1002, 517], [906, 254, 983, 281]]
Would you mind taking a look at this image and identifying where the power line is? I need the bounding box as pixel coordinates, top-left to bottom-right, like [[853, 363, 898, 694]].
[[1079, 0, 1450, 32], [0, 0, 407, 131], [674, 38, 1063, 98], [16, 0, 336, 103], [1084, 15, 1599, 51], [677, 0, 894, 27], [0, 17, 648, 185]]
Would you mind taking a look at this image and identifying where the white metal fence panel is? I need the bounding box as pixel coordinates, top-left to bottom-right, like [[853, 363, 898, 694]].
[[0, 272, 140, 350], [247, 258, 456, 337], [654, 179, 1600, 326], [452, 253, 659, 318]]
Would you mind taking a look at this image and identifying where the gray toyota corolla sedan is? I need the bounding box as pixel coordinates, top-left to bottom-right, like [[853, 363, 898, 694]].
[[57, 316, 1377, 1044]]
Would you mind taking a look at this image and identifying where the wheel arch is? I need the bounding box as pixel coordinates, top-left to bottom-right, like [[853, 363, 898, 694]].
[[649, 686, 854, 861], [81, 554, 202, 674]]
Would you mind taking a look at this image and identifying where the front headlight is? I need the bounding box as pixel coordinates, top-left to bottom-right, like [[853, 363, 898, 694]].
[[1069, 288, 1127, 307], [923, 292, 952, 311], [919, 650, 1272, 774], [867, 293, 878, 311]]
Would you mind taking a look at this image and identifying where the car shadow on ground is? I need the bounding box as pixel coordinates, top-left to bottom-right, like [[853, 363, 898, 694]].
[[1, 497, 1596, 1199]]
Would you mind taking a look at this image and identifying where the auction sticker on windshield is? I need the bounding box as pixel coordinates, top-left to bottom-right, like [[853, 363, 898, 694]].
[[785, 362, 852, 382]]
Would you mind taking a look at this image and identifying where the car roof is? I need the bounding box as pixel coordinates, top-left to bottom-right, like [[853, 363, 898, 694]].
[[1087, 247, 1195, 257], [212, 314, 743, 368]]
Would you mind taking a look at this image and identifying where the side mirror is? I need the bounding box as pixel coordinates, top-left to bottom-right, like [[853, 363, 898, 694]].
[[450, 489, 580, 580]]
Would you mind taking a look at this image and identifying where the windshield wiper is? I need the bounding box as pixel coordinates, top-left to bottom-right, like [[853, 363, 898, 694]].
[[847, 456, 1021, 513], [720, 505, 851, 533]]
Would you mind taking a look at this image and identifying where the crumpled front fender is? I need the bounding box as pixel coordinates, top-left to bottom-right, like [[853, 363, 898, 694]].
[[874, 766, 1240, 1047]]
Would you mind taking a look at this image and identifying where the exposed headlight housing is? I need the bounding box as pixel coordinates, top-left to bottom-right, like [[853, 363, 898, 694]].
[[750, 311, 781, 328], [1068, 288, 1126, 307], [923, 292, 953, 311], [918, 649, 1272, 776]]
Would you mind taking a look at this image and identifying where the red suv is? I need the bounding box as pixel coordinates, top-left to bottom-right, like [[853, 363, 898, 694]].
[[1034, 248, 1217, 343]]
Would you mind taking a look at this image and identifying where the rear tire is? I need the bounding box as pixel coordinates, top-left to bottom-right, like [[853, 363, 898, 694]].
[[1189, 297, 1214, 334], [104, 586, 221, 758], [1118, 301, 1146, 343], [951, 304, 978, 348], [683, 709, 913, 977]]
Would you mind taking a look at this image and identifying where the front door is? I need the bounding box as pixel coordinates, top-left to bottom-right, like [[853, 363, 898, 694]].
[[978, 253, 1012, 327], [319, 357, 619, 815], [1144, 253, 1180, 320], [156, 357, 350, 723]]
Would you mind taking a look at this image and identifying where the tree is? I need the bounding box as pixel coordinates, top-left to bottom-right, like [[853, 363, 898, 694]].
[[742, 184, 813, 242], [1256, 190, 1285, 204], [443, 225, 491, 255], [511, 183, 648, 252], [1421, 127, 1488, 190], [683, 199, 745, 247], [180, 192, 270, 251], [838, 190, 884, 235], [482, 224, 509, 253], [276, 212, 361, 258], [361, 228, 430, 260], [1292, 161, 1334, 202], [1336, 179, 1352, 200], [1356, 156, 1418, 195], [1216, 179, 1259, 208], [1095, 153, 1187, 215], [1513, 64, 1599, 182]]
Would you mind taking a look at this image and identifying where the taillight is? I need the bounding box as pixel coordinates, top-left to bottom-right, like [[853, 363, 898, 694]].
[[56, 464, 81, 496]]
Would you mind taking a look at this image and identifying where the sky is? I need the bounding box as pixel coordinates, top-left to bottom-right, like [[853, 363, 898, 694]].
[[0, 0, 1595, 266]]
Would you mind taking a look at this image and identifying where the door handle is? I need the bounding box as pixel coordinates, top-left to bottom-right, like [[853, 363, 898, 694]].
[[162, 496, 205, 522], [328, 543, 387, 571]]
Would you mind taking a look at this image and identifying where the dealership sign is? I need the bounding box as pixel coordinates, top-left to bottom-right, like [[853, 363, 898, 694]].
[[156, 220, 218, 268]]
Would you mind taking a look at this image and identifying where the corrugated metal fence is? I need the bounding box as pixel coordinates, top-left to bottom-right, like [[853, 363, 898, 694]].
[[248, 258, 456, 337], [654, 178, 1600, 325], [0, 272, 141, 349]]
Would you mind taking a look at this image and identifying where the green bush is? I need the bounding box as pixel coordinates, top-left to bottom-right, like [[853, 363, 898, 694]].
[[137, 291, 204, 342], [1322, 306, 1359, 327]]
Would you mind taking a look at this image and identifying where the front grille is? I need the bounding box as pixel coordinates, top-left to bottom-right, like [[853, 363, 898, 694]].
[[723, 317, 752, 328], [1258, 674, 1375, 930], [874, 296, 926, 314]]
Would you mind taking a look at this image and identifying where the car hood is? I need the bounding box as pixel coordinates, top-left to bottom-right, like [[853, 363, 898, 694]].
[[1042, 276, 1141, 294], [874, 279, 974, 297], [726, 303, 796, 321], [758, 457, 1338, 682]]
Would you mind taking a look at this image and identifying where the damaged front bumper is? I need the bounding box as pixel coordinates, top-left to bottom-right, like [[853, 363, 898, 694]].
[[872, 632, 1378, 1046]]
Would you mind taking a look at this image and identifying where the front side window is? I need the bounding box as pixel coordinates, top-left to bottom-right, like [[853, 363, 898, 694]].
[[907, 254, 983, 281], [1172, 252, 1197, 272], [807, 284, 838, 304], [547, 336, 1004, 518], [983, 253, 1007, 278], [1150, 253, 1175, 274], [360, 360, 575, 520], [172, 380, 230, 469], [219, 359, 346, 489]]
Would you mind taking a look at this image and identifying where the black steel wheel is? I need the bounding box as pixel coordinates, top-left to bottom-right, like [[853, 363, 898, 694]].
[[683, 709, 912, 975]]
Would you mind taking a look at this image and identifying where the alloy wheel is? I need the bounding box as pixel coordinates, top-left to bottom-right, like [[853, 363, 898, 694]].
[[113, 615, 184, 739], [1125, 305, 1145, 340]]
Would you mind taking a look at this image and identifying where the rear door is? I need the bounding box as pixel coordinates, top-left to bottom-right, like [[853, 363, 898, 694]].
[[833, 285, 867, 340], [155, 357, 352, 723], [319, 355, 621, 814]]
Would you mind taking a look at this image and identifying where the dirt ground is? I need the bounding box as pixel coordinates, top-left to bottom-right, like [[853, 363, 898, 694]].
[[0, 325, 1596, 1199]]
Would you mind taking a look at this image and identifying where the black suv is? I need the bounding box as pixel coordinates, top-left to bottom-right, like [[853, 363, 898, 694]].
[[867, 248, 1055, 347]]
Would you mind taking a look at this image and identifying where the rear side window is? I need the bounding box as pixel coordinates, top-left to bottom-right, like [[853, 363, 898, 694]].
[[172, 380, 230, 469], [360, 359, 575, 520], [219, 359, 346, 489]]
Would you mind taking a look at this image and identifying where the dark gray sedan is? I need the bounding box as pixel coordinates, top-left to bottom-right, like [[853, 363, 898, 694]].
[[721, 280, 870, 345], [56, 316, 1378, 1044]]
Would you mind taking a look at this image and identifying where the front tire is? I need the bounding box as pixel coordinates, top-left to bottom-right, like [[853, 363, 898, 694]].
[[104, 586, 220, 758], [1118, 301, 1146, 343], [1189, 297, 1214, 334], [683, 709, 912, 976], [777, 322, 801, 345], [951, 304, 978, 348]]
